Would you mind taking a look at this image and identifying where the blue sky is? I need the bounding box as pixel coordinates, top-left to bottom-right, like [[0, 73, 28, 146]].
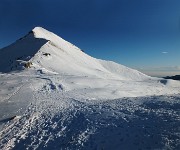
[[0, 0, 180, 76]]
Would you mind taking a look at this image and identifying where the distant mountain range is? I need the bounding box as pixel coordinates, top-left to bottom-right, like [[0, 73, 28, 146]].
[[164, 75, 180, 81]]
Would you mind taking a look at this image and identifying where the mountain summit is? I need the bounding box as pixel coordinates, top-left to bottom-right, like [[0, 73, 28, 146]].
[[0, 27, 148, 80]]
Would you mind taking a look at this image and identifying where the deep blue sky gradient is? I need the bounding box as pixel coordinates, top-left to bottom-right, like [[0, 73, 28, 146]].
[[0, 0, 180, 76]]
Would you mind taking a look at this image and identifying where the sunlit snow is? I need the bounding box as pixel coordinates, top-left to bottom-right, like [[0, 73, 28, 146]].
[[0, 27, 179, 150]]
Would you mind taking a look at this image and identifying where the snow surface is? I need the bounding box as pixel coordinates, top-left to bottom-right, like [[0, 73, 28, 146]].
[[0, 27, 180, 150]]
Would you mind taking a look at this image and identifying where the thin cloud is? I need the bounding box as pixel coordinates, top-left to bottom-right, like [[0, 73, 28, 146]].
[[162, 51, 168, 54]]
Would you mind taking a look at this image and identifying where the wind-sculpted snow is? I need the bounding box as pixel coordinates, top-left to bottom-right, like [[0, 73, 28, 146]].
[[0, 92, 180, 150], [0, 74, 180, 150]]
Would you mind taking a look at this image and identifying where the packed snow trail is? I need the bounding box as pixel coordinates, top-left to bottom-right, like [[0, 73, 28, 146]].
[[0, 75, 179, 150]]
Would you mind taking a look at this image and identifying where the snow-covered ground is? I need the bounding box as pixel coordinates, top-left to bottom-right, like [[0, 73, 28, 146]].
[[0, 27, 180, 150]]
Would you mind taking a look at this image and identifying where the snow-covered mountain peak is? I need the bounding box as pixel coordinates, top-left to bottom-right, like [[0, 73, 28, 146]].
[[0, 27, 150, 81], [31, 27, 76, 50], [32, 26, 60, 41], [32, 26, 46, 33]]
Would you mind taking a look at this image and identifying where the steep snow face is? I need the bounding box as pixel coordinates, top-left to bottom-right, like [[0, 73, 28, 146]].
[[0, 32, 47, 72], [0, 26, 149, 80]]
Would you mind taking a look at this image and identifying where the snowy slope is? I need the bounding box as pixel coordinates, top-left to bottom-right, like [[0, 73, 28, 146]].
[[0, 74, 179, 150], [0, 27, 180, 150]]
